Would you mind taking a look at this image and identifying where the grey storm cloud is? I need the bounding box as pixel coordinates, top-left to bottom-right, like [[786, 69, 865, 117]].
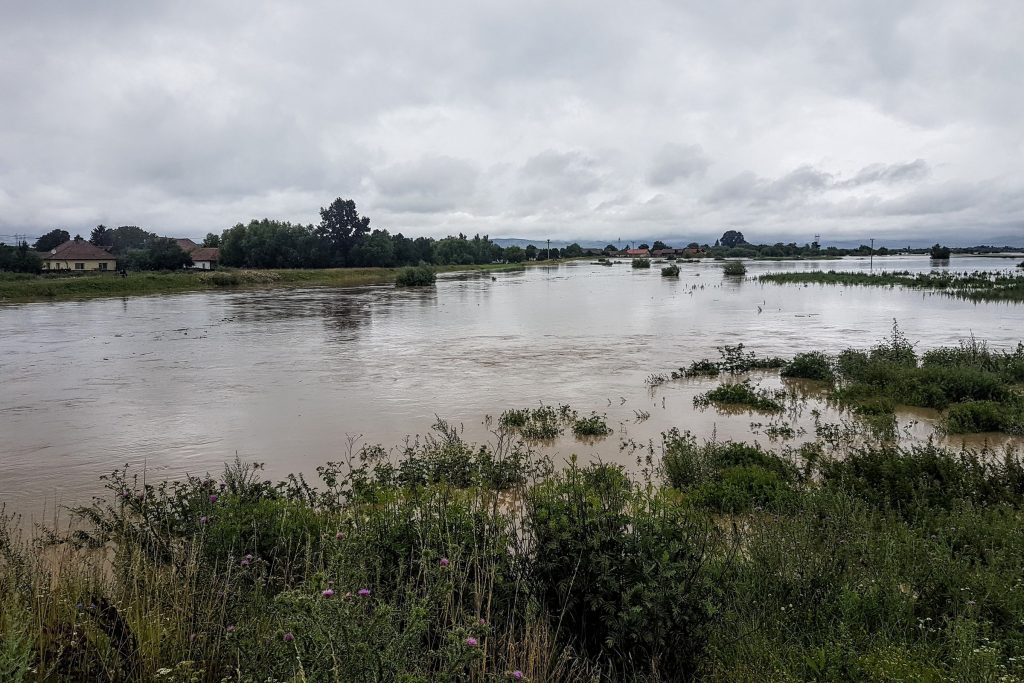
[[0, 0, 1022, 243]]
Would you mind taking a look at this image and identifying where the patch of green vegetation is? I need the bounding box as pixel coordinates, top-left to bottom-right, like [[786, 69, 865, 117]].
[[722, 260, 747, 276], [571, 412, 612, 438], [660, 264, 680, 277], [5, 418, 1024, 681], [782, 351, 835, 382], [694, 379, 785, 412], [631, 257, 651, 269], [499, 405, 564, 440], [759, 269, 1024, 303], [395, 265, 437, 287], [673, 344, 786, 378]]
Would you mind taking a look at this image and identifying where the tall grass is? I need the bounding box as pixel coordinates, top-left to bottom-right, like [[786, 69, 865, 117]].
[[759, 269, 1024, 303], [4, 421, 1024, 681]]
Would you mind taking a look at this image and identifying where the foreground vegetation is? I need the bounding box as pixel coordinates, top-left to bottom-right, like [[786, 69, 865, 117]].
[[759, 269, 1024, 303], [2, 414, 1024, 681], [0, 263, 524, 303]]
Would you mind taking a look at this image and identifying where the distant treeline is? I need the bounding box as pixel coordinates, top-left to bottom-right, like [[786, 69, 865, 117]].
[[3, 204, 1022, 273]]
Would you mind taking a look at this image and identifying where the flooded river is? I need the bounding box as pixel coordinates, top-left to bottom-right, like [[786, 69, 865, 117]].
[[2, 255, 1023, 520]]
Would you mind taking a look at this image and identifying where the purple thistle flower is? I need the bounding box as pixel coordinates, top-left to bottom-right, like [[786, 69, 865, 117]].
[[439, 557, 450, 568], [322, 589, 335, 598], [335, 531, 345, 541], [513, 672, 524, 681], [209, 494, 218, 504], [479, 618, 486, 626], [357, 588, 371, 597], [466, 636, 479, 647], [283, 632, 294, 642]]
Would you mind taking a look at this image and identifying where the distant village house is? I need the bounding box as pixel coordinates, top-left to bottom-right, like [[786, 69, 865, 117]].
[[173, 238, 220, 270], [41, 239, 116, 271]]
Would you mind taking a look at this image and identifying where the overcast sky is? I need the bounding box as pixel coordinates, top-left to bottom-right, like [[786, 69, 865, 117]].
[[2, 1, 1022, 244]]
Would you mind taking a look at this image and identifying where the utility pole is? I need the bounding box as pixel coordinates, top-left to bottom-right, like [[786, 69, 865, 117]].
[[546, 239, 550, 260], [870, 238, 875, 271]]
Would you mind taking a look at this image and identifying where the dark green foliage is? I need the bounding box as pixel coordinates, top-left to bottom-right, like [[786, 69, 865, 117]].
[[0, 242, 42, 273], [499, 405, 567, 440], [721, 260, 746, 276], [719, 230, 746, 248], [782, 351, 835, 382], [33, 229, 70, 252], [571, 412, 612, 437], [929, 244, 951, 259], [631, 257, 651, 269], [660, 264, 680, 277], [694, 380, 785, 412], [526, 463, 715, 679], [673, 344, 786, 378], [122, 237, 193, 271], [945, 400, 1024, 435], [395, 265, 436, 287]]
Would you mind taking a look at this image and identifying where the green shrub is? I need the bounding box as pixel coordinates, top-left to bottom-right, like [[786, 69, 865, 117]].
[[631, 258, 651, 269], [499, 405, 564, 440], [694, 380, 785, 412], [782, 351, 835, 382], [722, 260, 746, 276], [395, 265, 436, 287], [205, 270, 241, 286], [693, 465, 794, 512], [660, 264, 680, 277], [571, 412, 612, 438], [526, 463, 714, 679]]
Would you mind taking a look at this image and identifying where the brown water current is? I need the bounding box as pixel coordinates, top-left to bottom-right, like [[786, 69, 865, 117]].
[[2, 255, 1023, 520]]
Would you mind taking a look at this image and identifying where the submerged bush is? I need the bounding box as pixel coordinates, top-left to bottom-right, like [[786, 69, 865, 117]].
[[395, 265, 436, 287], [631, 258, 651, 269], [571, 412, 612, 438], [782, 351, 835, 382], [722, 260, 747, 276], [694, 380, 785, 412], [660, 264, 680, 277]]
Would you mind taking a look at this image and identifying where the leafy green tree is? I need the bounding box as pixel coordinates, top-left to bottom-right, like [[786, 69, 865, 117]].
[[930, 244, 951, 259], [109, 225, 156, 253], [315, 198, 371, 265], [719, 230, 746, 248], [604, 244, 617, 254], [525, 244, 538, 260], [202, 233, 221, 248], [505, 246, 525, 263], [90, 225, 113, 247], [0, 241, 43, 273], [652, 240, 669, 251], [563, 243, 583, 258], [33, 229, 70, 252], [350, 229, 395, 267], [638, 243, 650, 250], [126, 237, 192, 270]]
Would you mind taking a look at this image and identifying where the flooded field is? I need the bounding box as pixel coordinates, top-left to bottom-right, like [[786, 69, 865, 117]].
[[2, 255, 1022, 519]]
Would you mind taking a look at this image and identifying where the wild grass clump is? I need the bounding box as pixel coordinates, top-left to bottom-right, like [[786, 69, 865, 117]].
[[782, 351, 835, 382], [395, 265, 436, 287], [631, 258, 651, 269], [694, 379, 785, 412], [759, 269, 1024, 303], [722, 260, 746, 276], [660, 264, 680, 277]]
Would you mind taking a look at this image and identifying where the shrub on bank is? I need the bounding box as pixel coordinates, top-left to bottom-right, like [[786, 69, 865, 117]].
[[395, 265, 436, 286], [782, 351, 835, 382]]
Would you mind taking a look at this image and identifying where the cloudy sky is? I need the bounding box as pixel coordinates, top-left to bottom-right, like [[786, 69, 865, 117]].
[[1, 1, 1022, 245]]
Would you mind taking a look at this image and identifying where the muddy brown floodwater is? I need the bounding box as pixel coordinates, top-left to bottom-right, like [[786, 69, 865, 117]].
[[2, 255, 1023, 521]]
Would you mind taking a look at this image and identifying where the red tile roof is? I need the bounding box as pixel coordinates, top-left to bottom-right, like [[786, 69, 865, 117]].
[[41, 240, 116, 261], [189, 247, 220, 262]]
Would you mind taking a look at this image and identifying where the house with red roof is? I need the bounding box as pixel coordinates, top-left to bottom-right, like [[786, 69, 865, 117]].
[[40, 239, 116, 271]]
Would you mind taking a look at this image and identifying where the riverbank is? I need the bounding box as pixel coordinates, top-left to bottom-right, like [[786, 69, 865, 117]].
[[0, 262, 532, 303], [759, 269, 1024, 303], [2, 417, 1022, 681]]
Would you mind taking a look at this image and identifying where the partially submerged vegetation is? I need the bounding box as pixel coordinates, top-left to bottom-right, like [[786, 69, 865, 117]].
[[499, 404, 611, 442], [721, 260, 747, 276], [394, 265, 436, 287], [3, 417, 1024, 681], [694, 379, 786, 413], [660, 264, 680, 277], [631, 257, 651, 269], [672, 344, 786, 379], [759, 269, 1024, 303]]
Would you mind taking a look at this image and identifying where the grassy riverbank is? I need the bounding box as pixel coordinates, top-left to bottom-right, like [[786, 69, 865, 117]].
[[0, 263, 532, 303], [758, 270, 1024, 303], [2, 416, 1023, 681]]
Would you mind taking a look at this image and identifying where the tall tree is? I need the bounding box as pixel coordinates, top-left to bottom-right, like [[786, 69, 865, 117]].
[[33, 229, 70, 252], [202, 232, 221, 247], [719, 230, 746, 248], [315, 198, 371, 265], [90, 224, 113, 247]]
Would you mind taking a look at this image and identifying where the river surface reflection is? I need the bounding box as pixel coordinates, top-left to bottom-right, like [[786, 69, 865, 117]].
[[2, 255, 1022, 519]]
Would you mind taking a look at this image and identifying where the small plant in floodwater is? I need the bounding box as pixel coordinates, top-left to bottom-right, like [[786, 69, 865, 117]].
[[631, 258, 651, 269], [661, 264, 680, 277], [571, 413, 612, 438], [781, 351, 835, 382], [693, 379, 785, 412]]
